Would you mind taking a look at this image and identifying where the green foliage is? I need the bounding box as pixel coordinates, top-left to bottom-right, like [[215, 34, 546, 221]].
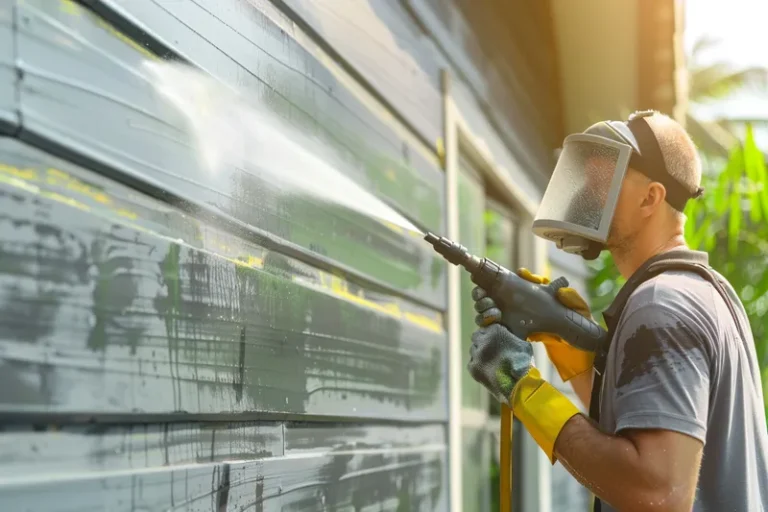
[[685, 36, 768, 159], [587, 125, 768, 423], [688, 36, 768, 104]]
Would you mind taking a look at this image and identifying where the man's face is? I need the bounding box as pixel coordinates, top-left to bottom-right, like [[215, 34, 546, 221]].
[[606, 168, 649, 251]]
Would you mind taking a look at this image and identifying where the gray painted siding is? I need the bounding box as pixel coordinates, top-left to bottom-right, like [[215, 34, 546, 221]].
[[81, 0, 445, 231], [0, 0, 450, 509], [276, 0, 444, 149], [0, 138, 446, 421], [0, 422, 446, 510], [15, 0, 446, 309], [404, 0, 559, 188], [449, 72, 544, 209], [0, 2, 16, 134], [0, 1, 592, 511], [273, 0, 556, 190]]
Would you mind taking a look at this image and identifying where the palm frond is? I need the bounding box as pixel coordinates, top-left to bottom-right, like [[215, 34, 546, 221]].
[[689, 65, 768, 103], [688, 36, 723, 62]]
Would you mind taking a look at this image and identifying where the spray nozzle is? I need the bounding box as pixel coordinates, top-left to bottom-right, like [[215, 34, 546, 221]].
[[423, 232, 472, 266], [424, 233, 480, 272]]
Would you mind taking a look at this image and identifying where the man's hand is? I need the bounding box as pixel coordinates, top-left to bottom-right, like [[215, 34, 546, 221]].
[[467, 322, 534, 405], [514, 268, 596, 385], [467, 303, 580, 463]]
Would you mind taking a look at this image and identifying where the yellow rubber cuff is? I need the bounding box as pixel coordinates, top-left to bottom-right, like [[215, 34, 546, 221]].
[[510, 367, 580, 464]]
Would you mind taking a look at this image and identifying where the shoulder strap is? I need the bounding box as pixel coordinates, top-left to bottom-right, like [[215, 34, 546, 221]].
[[647, 261, 751, 343], [589, 255, 747, 512]]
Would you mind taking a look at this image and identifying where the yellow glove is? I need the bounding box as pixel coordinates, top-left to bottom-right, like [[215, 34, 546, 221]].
[[516, 268, 595, 382], [469, 323, 581, 463]]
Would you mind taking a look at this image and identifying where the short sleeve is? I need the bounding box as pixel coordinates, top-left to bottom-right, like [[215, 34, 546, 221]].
[[610, 304, 711, 442]]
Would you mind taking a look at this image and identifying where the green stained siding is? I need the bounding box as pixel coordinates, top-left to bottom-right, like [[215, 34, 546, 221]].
[[462, 426, 492, 512], [458, 157, 487, 411]]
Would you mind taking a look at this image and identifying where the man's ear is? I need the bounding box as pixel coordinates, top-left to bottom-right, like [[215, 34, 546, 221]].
[[640, 181, 667, 214]]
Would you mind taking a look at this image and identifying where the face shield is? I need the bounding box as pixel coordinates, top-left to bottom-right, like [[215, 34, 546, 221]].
[[532, 133, 632, 257], [532, 111, 705, 260]]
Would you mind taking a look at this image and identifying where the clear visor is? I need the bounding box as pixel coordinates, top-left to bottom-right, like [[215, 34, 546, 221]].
[[535, 138, 625, 235]]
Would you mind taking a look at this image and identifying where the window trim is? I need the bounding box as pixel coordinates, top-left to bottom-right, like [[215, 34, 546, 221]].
[[443, 69, 554, 512]]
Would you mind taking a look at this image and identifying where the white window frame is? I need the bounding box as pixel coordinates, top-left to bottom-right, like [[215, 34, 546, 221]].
[[442, 70, 553, 512]]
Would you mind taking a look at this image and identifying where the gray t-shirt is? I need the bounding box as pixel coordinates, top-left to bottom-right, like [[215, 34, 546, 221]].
[[598, 269, 768, 512]]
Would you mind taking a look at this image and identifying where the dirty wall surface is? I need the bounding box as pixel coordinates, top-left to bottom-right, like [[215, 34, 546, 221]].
[[0, 0, 449, 509]]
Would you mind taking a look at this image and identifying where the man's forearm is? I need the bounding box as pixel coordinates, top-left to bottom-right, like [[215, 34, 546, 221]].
[[568, 371, 593, 409], [553, 414, 685, 512]]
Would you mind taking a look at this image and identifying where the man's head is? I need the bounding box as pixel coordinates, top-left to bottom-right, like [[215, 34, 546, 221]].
[[605, 112, 702, 255], [533, 110, 703, 266]]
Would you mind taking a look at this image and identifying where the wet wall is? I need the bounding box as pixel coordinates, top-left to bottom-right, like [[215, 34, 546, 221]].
[[0, 0, 449, 509], [0, 4, 16, 133], [0, 138, 446, 420], [0, 422, 447, 510], [404, 0, 562, 187], [276, 0, 445, 150], [17, 0, 446, 308]]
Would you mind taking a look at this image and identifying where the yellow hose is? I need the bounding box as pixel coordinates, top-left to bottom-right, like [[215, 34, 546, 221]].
[[500, 403, 513, 512]]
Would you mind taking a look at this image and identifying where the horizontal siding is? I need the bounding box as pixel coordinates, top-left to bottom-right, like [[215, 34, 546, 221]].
[[277, 0, 444, 148], [406, 0, 562, 186], [0, 1, 453, 509], [0, 423, 285, 478], [0, 2, 15, 133], [450, 75, 544, 208], [0, 422, 447, 510], [0, 138, 446, 421], [14, 0, 447, 309]]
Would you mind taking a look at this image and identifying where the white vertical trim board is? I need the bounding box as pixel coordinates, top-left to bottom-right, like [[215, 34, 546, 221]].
[[441, 69, 463, 512], [450, 103, 539, 219], [443, 70, 553, 512], [460, 407, 489, 429]]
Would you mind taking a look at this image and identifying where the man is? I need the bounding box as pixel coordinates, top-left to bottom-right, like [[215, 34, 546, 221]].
[[467, 111, 768, 511]]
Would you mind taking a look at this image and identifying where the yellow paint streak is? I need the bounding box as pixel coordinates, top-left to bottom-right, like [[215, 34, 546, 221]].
[[41, 191, 91, 212], [227, 255, 264, 270], [57, 0, 158, 62], [0, 173, 40, 194], [0, 164, 38, 181], [116, 208, 138, 220], [381, 220, 404, 234], [315, 273, 443, 334], [96, 19, 159, 61], [328, 275, 399, 317], [1, 162, 442, 334], [59, 0, 81, 16], [234, 255, 264, 269], [436, 137, 446, 169], [1, 163, 144, 222], [404, 312, 444, 334], [46, 168, 113, 205]]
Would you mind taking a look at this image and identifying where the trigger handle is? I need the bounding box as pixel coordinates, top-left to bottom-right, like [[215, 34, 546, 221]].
[[548, 276, 569, 293]]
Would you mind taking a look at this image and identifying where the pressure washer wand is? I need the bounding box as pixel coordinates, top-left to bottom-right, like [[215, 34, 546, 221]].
[[423, 232, 607, 353], [424, 231, 515, 512], [424, 231, 608, 512]]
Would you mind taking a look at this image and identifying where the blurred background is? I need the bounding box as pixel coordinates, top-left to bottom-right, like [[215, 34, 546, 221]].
[[0, 0, 764, 511]]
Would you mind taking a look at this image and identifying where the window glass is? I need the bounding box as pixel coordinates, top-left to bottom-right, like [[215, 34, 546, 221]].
[[462, 425, 492, 512], [484, 199, 520, 417], [458, 157, 487, 411]]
